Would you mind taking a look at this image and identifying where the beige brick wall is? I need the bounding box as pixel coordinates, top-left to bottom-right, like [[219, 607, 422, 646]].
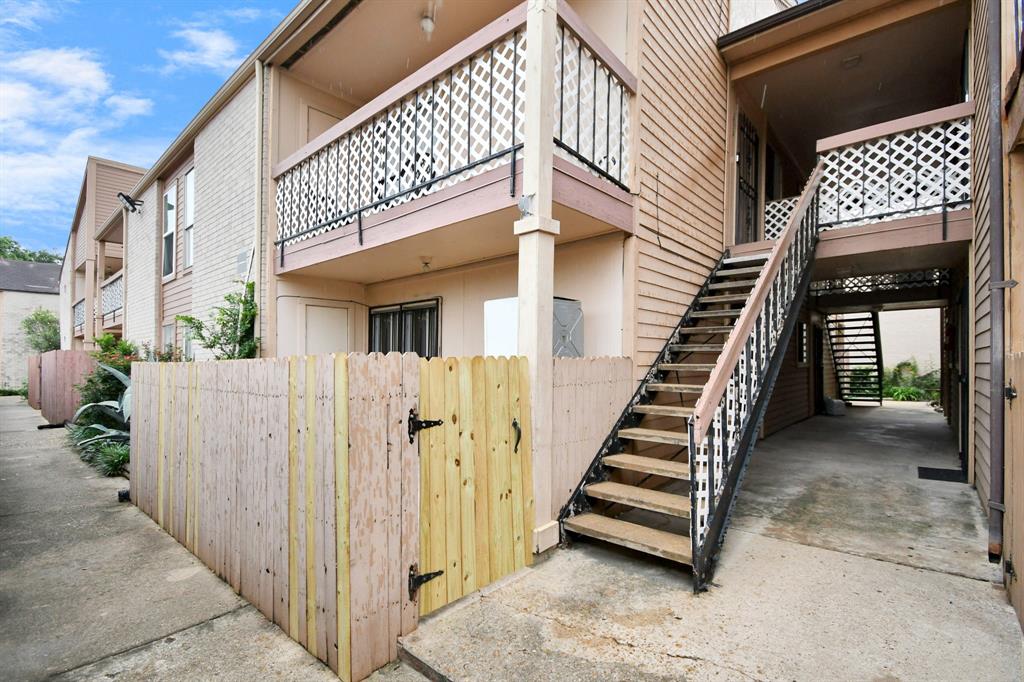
[[192, 77, 258, 360], [0, 290, 59, 388], [125, 182, 160, 349]]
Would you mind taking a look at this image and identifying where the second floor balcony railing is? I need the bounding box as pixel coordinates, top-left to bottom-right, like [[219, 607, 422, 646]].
[[101, 271, 124, 321], [763, 102, 974, 240], [273, 1, 633, 254]]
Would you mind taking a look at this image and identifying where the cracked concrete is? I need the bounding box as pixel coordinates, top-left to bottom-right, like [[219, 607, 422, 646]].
[[0, 396, 338, 681], [398, 404, 1023, 681]]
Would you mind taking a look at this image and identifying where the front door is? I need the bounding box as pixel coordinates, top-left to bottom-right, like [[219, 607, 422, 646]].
[[735, 112, 760, 244]]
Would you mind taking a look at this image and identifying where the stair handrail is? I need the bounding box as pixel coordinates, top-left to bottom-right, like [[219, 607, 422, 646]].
[[687, 160, 824, 588], [691, 161, 824, 443]]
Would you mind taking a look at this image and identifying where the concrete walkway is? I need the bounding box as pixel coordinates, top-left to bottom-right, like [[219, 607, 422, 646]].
[[399, 403, 1023, 681], [0, 396, 338, 681]]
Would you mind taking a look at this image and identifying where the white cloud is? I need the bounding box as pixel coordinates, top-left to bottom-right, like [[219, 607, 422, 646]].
[[0, 0, 58, 31], [5, 47, 109, 104], [159, 27, 243, 76], [106, 94, 154, 119]]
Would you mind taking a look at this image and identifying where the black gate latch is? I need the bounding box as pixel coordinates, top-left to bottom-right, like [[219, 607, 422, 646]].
[[408, 408, 443, 443], [408, 564, 444, 599]]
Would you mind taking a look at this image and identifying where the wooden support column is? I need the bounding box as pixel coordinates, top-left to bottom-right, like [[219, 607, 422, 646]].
[[516, 0, 560, 554], [83, 257, 96, 350], [95, 240, 106, 338]]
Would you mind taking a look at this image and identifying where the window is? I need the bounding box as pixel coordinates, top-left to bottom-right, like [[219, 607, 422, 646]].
[[183, 328, 194, 360], [369, 299, 440, 358], [162, 323, 176, 353], [162, 185, 177, 277], [797, 322, 809, 365], [183, 168, 195, 268]]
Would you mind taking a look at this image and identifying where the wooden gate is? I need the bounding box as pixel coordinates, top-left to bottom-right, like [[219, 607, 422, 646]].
[[416, 356, 534, 615]]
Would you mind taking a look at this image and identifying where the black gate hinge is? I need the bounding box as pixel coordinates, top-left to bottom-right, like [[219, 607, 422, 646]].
[[408, 564, 444, 599], [408, 408, 443, 444], [1006, 384, 1018, 402], [1007, 558, 1017, 581]]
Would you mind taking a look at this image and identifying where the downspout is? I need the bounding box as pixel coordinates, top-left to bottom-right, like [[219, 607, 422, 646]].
[[986, 0, 1006, 562], [253, 59, 265, 357]]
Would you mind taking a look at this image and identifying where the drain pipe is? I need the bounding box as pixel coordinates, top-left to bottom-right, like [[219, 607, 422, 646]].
[[986, 0, 1006, 562]]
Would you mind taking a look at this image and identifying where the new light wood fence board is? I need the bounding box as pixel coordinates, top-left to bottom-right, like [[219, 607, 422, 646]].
[[131, 352, 532, 678]]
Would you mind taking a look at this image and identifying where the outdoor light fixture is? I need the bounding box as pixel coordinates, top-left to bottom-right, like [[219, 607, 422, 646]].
[[421, 0, 439, 39], [118, 192, 144, 213]]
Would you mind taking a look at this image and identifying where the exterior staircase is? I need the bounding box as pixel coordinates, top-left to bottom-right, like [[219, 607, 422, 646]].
[[561, 252, 771, 568], [825, 312, 884, 404], [559, 162, 827, 590]]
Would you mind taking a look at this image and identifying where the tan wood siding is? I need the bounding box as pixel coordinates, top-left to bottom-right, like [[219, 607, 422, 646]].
[[763, 317, 814, 436], [94, 164, 144, 228], [633, 0, 729, 379], [970, 0, 992, 510]]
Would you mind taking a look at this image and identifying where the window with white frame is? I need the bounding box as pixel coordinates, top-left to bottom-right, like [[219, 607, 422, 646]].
[[183, 168, 195, 268], [183, 328, 194, 360], [162, 323, 176, 352], [162, 186, 177, 277]]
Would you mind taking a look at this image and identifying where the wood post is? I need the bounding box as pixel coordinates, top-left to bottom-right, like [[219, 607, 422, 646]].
[[516, 0, 560, 553]]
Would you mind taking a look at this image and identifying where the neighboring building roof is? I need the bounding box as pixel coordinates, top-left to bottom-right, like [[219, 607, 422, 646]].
[[0, 259, 61, 294]]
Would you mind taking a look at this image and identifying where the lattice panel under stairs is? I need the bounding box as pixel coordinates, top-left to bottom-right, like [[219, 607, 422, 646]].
[[825, 312, 884, 404], [101, 274, 123, 315], [818, 116, 971, 230]]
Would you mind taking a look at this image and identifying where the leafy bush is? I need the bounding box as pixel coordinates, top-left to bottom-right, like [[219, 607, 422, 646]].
[[0, 383, 28, 398], [883, 358, 939, 401], [77, 334, 139, 414], [177, 281, 259, 359], [0, 235, 62, 263], [94, 442, 130, 477], [21, 308, 60, 353]]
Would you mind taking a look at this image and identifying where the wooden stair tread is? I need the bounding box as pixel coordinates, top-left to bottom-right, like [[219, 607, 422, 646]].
[[714, 266, 763, 277], [677, 326, 734, 336], [618, 427, 688, 446], [700, 293, 749, 304], [708, 279, 757, 290], [723, 253, 769, 265], [603, 453, 691, 480], [564, 513, 692, 565], [632, 404, 694, 417], [658, 363, 716, 371], [646, 383, 704, 393], [669, 343, 724, 352], [585, 481, 690, 517], [691, 309, 743, 318]]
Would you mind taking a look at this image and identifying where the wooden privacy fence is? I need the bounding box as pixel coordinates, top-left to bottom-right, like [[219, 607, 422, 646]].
[[550, 357, 633, 519], [130, 353, 534, 681], [29, 350, 95, 423]]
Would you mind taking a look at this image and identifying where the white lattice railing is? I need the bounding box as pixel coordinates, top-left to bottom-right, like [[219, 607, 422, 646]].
[[764, 196, 797, 240], [688, 162, 824, 579], [101, 271, 123, 317], [273, 4, 632, 252], [817, 105, 972, 230], [73, 298, 85, 333]]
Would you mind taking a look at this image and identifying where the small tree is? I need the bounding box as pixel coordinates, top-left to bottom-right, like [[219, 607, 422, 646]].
[[177, 281, 259, 359], [21, 308, 60, 353], [0, 236, 62, 263]]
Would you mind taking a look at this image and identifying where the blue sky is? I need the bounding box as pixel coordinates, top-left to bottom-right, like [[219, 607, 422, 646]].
[[0, 0, 293, 255]]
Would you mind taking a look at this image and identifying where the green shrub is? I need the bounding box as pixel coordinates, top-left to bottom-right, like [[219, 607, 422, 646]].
[[887, 385, 926, 401], [883, 358, 939, 402], [94, 442, 130, 477], [0, 384, 28, 398], [177, 280, 259, 359], [21, 308, 60, 353], [76, 334, 139, 419]]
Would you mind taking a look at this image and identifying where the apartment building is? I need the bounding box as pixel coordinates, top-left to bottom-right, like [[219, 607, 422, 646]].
[[59, 0, 1022, 637], [58, 157, 145, 350]]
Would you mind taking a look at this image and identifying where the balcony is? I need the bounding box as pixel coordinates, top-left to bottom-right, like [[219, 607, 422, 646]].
[[73, 298, 85, 337], [100, 270, 124, 329], [764, 102, 973, 240], [272, 1, 634, 282]]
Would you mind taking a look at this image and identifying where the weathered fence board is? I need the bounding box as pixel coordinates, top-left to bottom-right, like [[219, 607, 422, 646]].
[[1005, 353, 1024, 631], [131, 352, 539, 679], [550, 357, 634, 518], [416, 355, 534, 616], [34, 350, 95, 424], [26, 355, 41, 409]]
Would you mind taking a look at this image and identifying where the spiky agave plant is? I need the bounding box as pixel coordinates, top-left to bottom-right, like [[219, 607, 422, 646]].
[[72, 363, 132, 447]]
